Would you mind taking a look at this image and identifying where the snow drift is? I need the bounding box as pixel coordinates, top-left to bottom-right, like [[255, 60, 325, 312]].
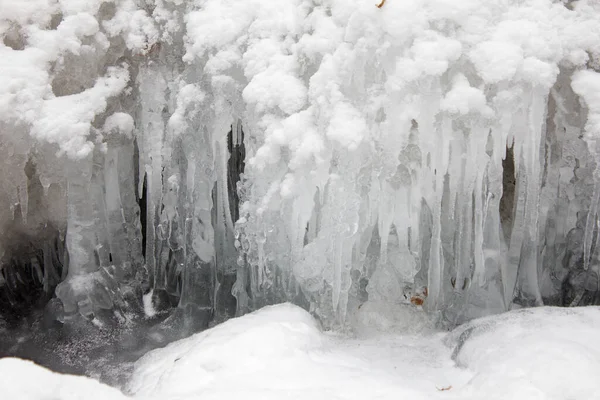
[[0, 358, 129, 400], [4, 304, 600, 400]]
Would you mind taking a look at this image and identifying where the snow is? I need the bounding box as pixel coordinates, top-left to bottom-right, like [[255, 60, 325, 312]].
[[3, 1, 600, 398], [103, 112, 135, 138], [440, 74, 492, 116], [127, 304, 466, 399], [142, 289, 157, 318], [572, 70, 600, 141], [127, 304, 600, 400], [447, 307, 600, 399], [4, 304, 600, 400], [0, 358, 129, 400], [33, 66, 129, 158]]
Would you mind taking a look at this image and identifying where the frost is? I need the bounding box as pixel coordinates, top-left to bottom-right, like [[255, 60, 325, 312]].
[[33, 66, 130, 158], [104, 112, 135, 138], [469, 41, 524, 83], [440, 74, 492, 116], [326, 102, 367, 150], [242, 71, 307, 115], [572, 70, 600, 139]]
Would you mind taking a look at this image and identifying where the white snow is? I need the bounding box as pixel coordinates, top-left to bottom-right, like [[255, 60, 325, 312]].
[[572, 70, 600, 141], [4, 304, 600, 400], [125, 303, 466, 399], [127, 304, 600, 400], [33, 66, 130, 158], [2, 0, 600, 397], [103, 112, 135, 138], [448, 307, 600, 399], [142, 289, 157, 318], [0, 358, 129, 400]]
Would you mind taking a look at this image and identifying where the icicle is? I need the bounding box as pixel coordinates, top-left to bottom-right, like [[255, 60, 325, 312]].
[[103, 136, 143, 281], [377, 181, 394, 264], [211, 116, 236, 289], [583, 185, 600, 271], [17, 177, 28, 224], [481, 151, 506, 290], [332, 232, 343, 311], [234, 119, 243, 146], [424, 121, 447, 310], [473, 157, 487, 286], [138, 65, 168, 289], [505, 88, 547, 307], [104, 147, 124, 265], [520, 88, 546, 305], [55, 156, 101, 317]]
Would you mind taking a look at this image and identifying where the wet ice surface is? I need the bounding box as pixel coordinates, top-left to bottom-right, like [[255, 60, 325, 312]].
[[3, 303, 600, 400]]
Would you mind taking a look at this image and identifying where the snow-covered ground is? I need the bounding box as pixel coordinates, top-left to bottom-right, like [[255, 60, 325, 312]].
[[3, 303, 600, 400]]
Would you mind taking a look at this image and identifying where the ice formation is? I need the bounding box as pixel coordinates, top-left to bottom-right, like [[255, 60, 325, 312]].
[[2, 0, 600, 330]]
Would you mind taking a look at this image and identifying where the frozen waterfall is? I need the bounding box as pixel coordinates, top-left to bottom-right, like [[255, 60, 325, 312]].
[[2, 0, 600, 334]]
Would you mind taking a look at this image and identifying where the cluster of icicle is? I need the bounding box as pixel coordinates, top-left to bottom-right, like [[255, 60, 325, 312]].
[[2, 0, 600, 327]]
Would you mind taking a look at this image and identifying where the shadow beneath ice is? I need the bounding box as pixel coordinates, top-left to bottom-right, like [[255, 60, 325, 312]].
[[0, 301, 215, 389]]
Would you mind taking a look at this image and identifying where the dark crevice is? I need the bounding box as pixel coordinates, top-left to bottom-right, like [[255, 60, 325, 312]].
[[500, 144, 516, 243], [211, 123, 246, 319], [139, 173, 148, 260], [227, 124, 245, 222], [0, 231, 65, 327]]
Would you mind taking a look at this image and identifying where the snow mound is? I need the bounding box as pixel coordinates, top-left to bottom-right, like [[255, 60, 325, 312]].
[[128, 303, 432, 400], [448, 306, 600, 399], [0, 358, 128, 400], [4, 305, 600, 400], [128, 303, 323, 397]]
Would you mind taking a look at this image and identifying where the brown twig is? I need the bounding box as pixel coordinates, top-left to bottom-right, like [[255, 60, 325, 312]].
[[376, 0, 386, 8], [436, 385, 453, 391]]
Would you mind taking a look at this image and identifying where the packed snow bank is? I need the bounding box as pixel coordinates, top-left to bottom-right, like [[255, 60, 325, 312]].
[[126, 303, 600, 400], [3, 305, 600, 400], [0, 358, 129, 400], [448, 306, 600, 399], [128, 303, 447, 400], [127, 303, 323, 397]]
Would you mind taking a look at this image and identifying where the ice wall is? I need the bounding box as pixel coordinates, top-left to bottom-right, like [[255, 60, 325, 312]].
[[2, 0, 600, 329]]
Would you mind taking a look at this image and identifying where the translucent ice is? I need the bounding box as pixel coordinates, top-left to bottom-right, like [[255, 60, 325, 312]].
[[2, 0, 600, 328]]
